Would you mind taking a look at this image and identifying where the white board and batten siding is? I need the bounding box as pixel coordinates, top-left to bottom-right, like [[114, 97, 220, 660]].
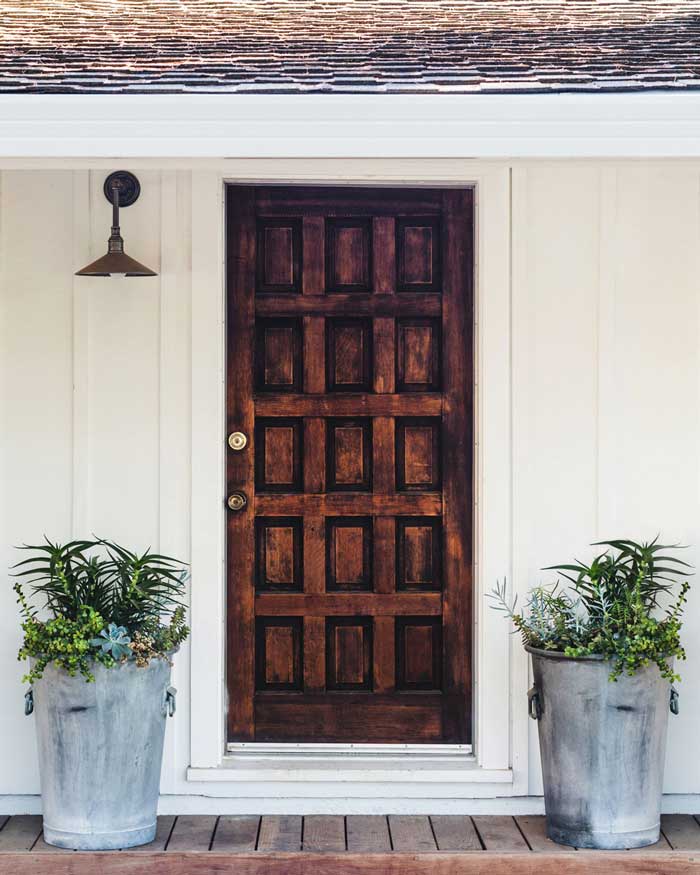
[[1, 160, 700, 812]]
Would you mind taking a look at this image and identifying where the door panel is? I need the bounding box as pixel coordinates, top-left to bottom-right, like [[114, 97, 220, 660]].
[[227, 186, 473, 743]]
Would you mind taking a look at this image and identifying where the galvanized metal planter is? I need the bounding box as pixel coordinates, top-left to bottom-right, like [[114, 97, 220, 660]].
[[27, 657, 176, 850], [527, 645, 676, 850]]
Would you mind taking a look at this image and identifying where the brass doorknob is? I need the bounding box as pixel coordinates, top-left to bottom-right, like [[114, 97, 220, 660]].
[[227, 492, 248, 512], [228, 431, 248, 451]]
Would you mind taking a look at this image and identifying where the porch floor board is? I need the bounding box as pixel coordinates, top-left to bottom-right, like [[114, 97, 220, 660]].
[[0, 814, 699, 873]]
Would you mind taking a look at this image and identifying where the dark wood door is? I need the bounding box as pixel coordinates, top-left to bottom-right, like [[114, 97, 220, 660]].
[[227, 186, 473, 743]]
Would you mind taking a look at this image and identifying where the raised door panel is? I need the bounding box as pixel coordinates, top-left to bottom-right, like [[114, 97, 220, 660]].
[[326, 319, 373, 392], [397, 319, 441, 392], [255, 418, 303, 492], [396, 217, 441, 293], [326, 218, 373, 293], [326, 517, 373, 591], [327, 419, 372, 492], [255, 319, 303, 392], [256, 518, 303, 592], [256, 219, 302, 294]]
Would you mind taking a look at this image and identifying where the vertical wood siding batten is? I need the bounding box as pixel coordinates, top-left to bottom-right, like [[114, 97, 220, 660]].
[[190, 171, 226, 767]]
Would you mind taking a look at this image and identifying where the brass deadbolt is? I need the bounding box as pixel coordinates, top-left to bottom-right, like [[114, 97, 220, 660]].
[[227, 492, 248, 512], [228, 431, 248, 451]]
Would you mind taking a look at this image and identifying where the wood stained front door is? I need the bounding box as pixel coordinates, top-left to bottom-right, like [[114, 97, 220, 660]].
[[227, 186, 473, 744]]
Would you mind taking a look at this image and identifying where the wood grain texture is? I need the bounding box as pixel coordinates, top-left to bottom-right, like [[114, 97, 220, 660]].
[[430, 816, 481, 851], [439, 189, 473, 743], [346, 817, 392, 853], [255, 695, 444, 742], [473, 816, 528, 851], [2, 851, 700, 874], [166, 816, 218, 852], [256, 294, 441, 317], [0, 817, 43, 852], [256, 593, 441, 615], [302, 816, 346, 852], [212, 817, 260, 853], [257, 816, 302, 852], [663, 815, 700, 850], [255, 494, 442, 516], [226, 185, 257, 741], [256, 394, 441, 417], [388, 816, 437, 852], [228, 185, 472, 743]]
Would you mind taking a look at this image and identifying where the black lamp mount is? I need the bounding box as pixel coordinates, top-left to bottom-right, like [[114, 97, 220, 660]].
[[75, 170, 157, 278]]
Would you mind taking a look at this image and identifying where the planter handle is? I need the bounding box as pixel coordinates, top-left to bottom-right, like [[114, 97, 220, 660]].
[[528, 685, 542, 720], [162, 685, 177, 718], [24, 688, 34, 716], [670, 686, 680, 716]]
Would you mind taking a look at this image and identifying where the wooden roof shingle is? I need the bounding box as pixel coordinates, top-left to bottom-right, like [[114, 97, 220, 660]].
[[1, 0, 699, 94]]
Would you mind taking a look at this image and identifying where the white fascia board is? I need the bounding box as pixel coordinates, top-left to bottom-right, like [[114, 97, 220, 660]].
[[1, 93, 700, 158]]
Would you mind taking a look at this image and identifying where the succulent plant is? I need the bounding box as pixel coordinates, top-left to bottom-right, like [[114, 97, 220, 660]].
[[90, 623, 133, 660]]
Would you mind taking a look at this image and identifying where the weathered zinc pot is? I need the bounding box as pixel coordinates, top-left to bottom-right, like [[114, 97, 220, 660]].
[[27, 657, 176, 850], [527, 645, 676, 850]]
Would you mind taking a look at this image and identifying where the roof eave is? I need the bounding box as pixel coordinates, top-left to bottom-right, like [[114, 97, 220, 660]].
[[2, 92, 700, 159]]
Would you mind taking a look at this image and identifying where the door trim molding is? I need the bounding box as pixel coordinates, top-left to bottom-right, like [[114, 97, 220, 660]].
[[189, 160, 523, 794]]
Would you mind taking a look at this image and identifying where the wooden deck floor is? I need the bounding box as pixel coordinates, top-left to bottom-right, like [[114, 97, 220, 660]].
[[1, 813, 700, 872]]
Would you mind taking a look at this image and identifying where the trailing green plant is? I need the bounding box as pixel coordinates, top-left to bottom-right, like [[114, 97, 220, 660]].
[[13, 537, 189, 683], [489, 538, 691, 681]]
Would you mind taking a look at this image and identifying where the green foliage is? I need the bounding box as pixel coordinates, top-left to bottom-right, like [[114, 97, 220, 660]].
[[489, 538, 691, 682], [13, 538, 186, 627], [13, 537, 189, 683]]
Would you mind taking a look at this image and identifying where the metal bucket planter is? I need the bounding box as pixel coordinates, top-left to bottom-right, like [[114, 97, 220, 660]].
[[27, 657, 176, 850], [527, 646, 677, 850]]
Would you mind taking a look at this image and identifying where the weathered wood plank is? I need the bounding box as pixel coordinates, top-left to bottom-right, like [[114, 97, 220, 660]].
[[663, 816, 700, 851], [628, 833, 672, 852], [0, 816, 43, 852], [388, 815, 437, 852], [346, 816, 391, 852], [166, 816, 217, 852], [2, 851, 700, 874], [212, 816, 260, 852], [472, 816, 529, 851], [302, 816, 346, 852], [29, 835, 73, 854], [430, 816, 481, 851], [515, 816, 571, 852], [129, 816, 176, 853], [257, 816, 302, 852]]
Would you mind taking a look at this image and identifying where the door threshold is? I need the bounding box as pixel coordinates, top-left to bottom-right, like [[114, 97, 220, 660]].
[[226, 742, 473, 758]]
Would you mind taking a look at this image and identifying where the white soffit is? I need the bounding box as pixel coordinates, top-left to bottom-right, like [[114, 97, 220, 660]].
[[1, 94, 700, 158]]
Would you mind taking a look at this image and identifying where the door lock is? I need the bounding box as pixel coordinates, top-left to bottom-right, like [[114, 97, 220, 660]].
[[228, 431, 248, 451], [227, 492, 248, 512]]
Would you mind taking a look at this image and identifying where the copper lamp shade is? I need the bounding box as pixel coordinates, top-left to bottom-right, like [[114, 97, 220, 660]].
[[76, 171, 157, 278]]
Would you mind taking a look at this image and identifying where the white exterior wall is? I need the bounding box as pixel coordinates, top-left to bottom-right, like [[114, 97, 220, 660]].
[[1, 160, 700, 810]]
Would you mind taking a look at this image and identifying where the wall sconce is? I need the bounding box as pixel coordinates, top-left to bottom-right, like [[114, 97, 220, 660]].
[[75, 171, 157, 277]]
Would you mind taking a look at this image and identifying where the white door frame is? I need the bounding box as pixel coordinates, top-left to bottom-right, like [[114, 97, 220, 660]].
[[187, 159, 525, 797]]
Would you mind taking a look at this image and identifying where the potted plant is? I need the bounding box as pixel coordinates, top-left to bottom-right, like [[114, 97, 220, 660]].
[[491, 538, 690, 850], [13, 538, 189, 850]]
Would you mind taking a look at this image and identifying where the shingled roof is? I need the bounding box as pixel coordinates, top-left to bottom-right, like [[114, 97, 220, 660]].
[[1, 0, 699, 94]]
